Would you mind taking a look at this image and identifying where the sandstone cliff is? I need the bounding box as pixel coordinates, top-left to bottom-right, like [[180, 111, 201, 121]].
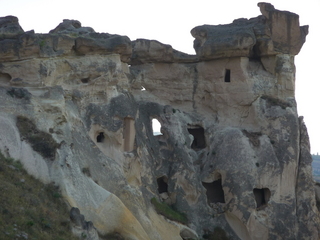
[[0, 3, 319, 240]]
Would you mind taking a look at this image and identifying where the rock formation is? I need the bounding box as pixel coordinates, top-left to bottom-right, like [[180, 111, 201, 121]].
[[0, 2, 319, 240]]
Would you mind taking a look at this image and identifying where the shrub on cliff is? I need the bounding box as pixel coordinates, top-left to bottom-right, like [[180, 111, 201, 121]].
[[16, 116, 59, 160], [151, 197, 188, 224]]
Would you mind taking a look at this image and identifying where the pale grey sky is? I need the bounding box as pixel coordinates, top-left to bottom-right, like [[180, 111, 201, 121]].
[[1, 0, 319, 153]]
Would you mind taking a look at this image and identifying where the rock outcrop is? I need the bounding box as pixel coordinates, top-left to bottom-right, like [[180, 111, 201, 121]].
[[191, 2, 308, 60], [0, 3, 319, 240]]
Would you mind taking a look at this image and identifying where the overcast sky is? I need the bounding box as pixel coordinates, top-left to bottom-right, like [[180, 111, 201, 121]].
[[1, 0, 320, 153]]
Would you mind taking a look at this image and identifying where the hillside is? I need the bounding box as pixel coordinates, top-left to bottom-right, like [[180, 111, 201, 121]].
[[0, 151, 78, 240]]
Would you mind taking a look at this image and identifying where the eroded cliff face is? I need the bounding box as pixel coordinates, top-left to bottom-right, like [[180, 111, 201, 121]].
[[0, 3, 318, 240]]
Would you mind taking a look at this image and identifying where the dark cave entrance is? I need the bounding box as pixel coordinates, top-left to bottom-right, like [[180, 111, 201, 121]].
[[157, 176, 168, 194], [224, 69, 231, 82], [253, 188, 270, 209], [81, 77, 90, 83], [187, 126, 206, 150], [96, 132, 105, 143], [202, 179, 225, 204]]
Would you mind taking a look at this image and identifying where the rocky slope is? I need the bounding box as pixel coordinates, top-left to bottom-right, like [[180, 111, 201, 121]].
[[0, 3, 319, 240]]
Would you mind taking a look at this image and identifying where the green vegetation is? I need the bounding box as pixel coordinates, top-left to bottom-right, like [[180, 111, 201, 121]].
[[39, 39, 46, 48], [16, 116, 59, 160], [151, 197, 188, 224], [67, 32, 80, 38], [0, 151, 77, 240]]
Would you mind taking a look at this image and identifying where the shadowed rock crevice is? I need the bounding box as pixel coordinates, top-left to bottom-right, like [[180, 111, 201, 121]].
[[6, 87, 31, 100], [242, 130, 262, 147], [253, 188, 271, 209]]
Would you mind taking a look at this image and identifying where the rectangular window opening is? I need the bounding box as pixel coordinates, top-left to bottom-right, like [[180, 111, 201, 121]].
[[187, 125, 206, 150], [224, 69, 231, 82], [202, 178, 225, 205]]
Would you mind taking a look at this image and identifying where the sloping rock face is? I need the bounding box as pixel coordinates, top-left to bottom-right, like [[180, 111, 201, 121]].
[[0, 3, 319, 240]]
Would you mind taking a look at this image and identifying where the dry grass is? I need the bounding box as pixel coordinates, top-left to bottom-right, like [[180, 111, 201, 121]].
[[0, 151, 77, 240]]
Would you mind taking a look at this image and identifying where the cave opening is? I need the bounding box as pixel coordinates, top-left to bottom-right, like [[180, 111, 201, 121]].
[[202, 179, 225, 204], [81, 77, 90, 83], [96, 132, 105, 143], [187, 126, 206, 150], [0, 72, 12, 83], [123, 117, 135, 152], [253, 188, 270, 209], [224, 69, 231, 82], [157, 176, 168, 194]]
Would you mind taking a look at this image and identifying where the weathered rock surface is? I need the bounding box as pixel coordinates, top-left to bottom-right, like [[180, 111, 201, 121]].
[[0, 15, 24, 36], [130, 39, 198, 65], [0, 17, 131, 62], [0, 3, 319, 240], [191, 2, 308, 60], [49, 19, 95, 34], [70, 207, 100, 240], [75, 33, 132, 62]]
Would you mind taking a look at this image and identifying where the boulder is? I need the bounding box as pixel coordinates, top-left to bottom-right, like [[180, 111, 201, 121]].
[[49, 19, 95, 34], [0, 16, 24, 37], [75, 33, 132, 62], [191, 19, 257, 59], [70, 207, 99, 240]]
